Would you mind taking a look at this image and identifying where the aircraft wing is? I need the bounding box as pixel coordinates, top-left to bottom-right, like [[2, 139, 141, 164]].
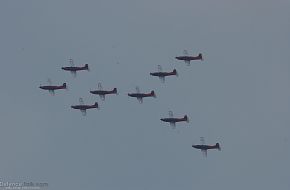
[[49, 90, 55, 96], [170, 122, 176, 129], [81, 109, 86, 116], [158, 65, 162, 72], [200, 137, 205, 145], [137, 97, 143, 104], [159, 76, 165, 83], [168, 110, 173, 117], [185, 60, 190, 66], [47, 78, 52, 85], [135, 86, 140, 93], [98, 82, 103, 90], [70, 71, 77, 77], [202, 150, 207, 157], [99, 94, 105, 101], [200, 137, 207, 157]]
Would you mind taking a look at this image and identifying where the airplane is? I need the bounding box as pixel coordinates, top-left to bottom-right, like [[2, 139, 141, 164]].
[[160, 111, 189, 128], [192, 137, 221, 157], [175, 50, 203, 65], [90, 82, 118, 101], [39, 79, 67, 95], [150, 65, 178, 83], [61, 58, 89, 77], [71, 98, 99, 116], [128, 86, 156, 103]]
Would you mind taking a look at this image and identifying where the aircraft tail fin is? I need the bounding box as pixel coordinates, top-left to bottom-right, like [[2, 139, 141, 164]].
[[198, 53, 203, 61], [94, 102, 99, 109], [216, 143, 221, 150], [173, 69, 178, 77], [113, 88, 118, 94], [63, 83, 67, 89], [151, 90, 156, 98], [184, 115, 189, 123], [84, 64, 89, 71]]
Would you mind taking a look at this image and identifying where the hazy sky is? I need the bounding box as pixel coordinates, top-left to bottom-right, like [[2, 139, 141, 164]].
[[0, 0, 290, 189]]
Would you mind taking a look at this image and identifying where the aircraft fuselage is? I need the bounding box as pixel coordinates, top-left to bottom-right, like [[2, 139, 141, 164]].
[[128, 93, 152, 98], [175, 53, 203, 61], [150, 71, 175, 77], [90, 88, 117, 95], [128, 90, 155, 98], [192, 143, 220, 151], [62, 66, 87, 71], [71, 104, 98, 110], [39, 83, 66, 91], [160, 117, 186, 123]]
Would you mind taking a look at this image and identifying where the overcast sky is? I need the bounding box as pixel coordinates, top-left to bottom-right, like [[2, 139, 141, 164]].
[[0, 0, 290, 189]]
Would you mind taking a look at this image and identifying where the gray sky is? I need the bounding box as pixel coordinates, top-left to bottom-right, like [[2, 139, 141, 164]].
[[0, 0, 290, 189]]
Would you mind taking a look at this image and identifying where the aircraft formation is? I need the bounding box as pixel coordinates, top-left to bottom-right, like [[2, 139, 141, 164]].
[[39, 50, 220, 157]]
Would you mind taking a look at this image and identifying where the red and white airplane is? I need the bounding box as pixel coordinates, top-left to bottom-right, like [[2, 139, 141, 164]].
[[175, 50, 203, 66], [62, 59, 89, 77], [71, 98, 99, 116], [39, 79, 67, 95], [192, 137, 221, 157], [128, 86, 156, 104], [160, 111, 189, 129], [150, 65, 178, 83], [90, 83, 118, 101]]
